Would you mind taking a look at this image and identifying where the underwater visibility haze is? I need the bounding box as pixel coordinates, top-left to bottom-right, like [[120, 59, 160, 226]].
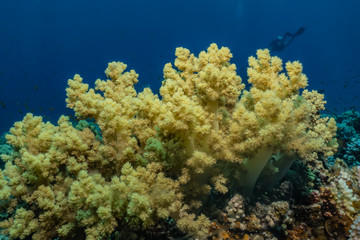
[[0, 0, 360, 239]]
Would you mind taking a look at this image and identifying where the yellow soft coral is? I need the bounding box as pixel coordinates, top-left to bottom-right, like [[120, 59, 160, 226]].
[[0, 44, 337, 239]]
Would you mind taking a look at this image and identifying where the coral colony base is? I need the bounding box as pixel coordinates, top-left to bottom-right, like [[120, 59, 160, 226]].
[[0, 44, 358, 239]]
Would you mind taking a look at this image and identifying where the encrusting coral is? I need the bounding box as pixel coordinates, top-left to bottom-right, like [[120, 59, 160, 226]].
[[0, 43, 338, 239]]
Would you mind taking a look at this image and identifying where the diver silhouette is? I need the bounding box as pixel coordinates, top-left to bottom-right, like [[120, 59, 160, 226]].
[[269, 27, 305, 52]]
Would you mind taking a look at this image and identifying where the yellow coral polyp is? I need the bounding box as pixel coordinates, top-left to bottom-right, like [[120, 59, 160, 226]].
[[0, 43, 337, 239]]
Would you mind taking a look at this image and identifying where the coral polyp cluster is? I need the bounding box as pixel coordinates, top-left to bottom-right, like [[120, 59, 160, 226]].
[[0, 44, 351, 240]]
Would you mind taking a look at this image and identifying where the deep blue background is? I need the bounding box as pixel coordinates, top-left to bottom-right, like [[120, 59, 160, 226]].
[[1, 0, 359, 134]]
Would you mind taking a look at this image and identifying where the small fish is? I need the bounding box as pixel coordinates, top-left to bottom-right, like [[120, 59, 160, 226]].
[[0, 101, 5, 109], [24, 100, 29, 110]]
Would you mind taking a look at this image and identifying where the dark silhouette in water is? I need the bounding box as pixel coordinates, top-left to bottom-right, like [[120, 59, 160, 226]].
[[269, 27, 305, 52]]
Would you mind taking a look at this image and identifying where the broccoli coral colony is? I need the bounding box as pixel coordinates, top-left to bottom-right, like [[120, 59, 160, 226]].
[[0, 44, 340, 239]]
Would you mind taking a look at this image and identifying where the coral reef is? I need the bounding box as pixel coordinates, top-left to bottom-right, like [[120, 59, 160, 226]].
[[0, 134, 12, 169], [207, 156, 360, 240], [349, 214, 360, 240], [328, 110, 360, 167], [0, 44, 339, 239]]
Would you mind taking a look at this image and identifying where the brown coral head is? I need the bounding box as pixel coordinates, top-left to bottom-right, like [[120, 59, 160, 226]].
[[324, 216, 352, 238]]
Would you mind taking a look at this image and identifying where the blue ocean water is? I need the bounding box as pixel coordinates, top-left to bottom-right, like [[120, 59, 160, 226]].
[[0, 0, 359, 134]]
